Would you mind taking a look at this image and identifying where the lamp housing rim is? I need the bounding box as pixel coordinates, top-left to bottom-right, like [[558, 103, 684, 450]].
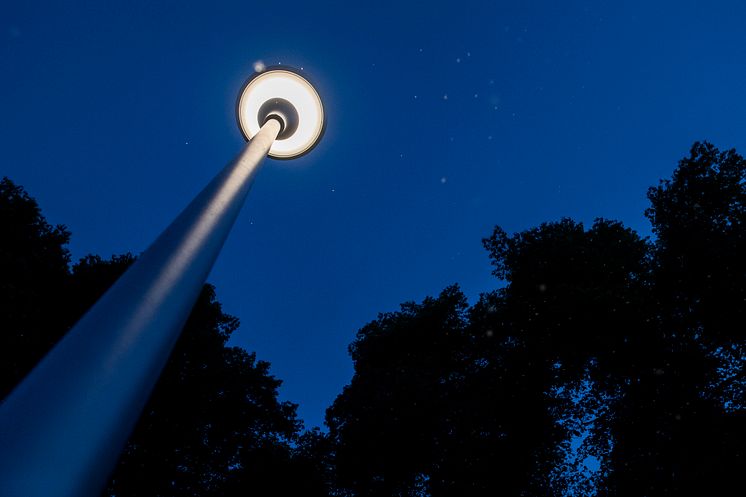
[[235, 65, 326, 161]]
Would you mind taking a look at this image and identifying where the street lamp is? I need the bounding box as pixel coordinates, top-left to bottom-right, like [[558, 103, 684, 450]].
[[238, 68, 325, 159], [0, 67, 324, 497]]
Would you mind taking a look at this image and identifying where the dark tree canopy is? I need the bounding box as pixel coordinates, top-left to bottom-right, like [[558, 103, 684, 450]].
[[482, 217, 652, 382], [326, 287, 477, 496], [597, 143, 746, 496], [646, 141, 745, 347], [0, 177, 71, 398], [2, 141, 744, 497], [0, 177, 326, 497], [325, 142, 744, 497], [327, 218, 652, 497]]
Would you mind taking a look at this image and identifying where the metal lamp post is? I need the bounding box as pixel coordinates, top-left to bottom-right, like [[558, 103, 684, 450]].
[[0, 67, 324, 497]]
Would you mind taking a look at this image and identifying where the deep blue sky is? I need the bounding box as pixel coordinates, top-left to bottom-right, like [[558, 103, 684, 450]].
[[3, 0, 746, 429]]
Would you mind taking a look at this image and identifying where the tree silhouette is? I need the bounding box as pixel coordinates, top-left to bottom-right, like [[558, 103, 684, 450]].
[[596, 142, 746, 496], [481, 217, 653, 496], [326, 286, 476, 496], [0, 177, 71, 399], [2, 140, 744, 497], [325, 142, 744, 497], [0, 177, 320, 497]]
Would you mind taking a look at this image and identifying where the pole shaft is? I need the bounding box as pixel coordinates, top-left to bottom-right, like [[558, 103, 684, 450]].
[[0, 119, 281, 497]]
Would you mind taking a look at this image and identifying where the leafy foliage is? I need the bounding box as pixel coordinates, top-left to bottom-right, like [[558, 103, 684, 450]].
[[326, 142, 744, 497], [0, 177, 71, 398], [0, 177, 320, 497], [2, 141, 744, 497], [597, 143, 746, 496]]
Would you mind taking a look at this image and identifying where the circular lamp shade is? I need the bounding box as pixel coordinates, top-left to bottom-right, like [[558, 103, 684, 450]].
[[237, 68, 325, 159]]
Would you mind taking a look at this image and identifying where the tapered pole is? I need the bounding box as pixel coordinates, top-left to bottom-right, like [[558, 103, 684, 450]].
[[0, 118, 281, 497]]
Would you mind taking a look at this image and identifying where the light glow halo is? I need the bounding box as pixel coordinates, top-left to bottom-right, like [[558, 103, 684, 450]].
[[237, 68, 324, 159]]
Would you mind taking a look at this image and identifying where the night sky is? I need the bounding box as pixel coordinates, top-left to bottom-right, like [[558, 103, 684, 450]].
[[3, 0, 746, 429]]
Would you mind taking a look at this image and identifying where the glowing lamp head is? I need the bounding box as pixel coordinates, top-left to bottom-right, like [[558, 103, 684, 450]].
[[237, 67, 325, 159]]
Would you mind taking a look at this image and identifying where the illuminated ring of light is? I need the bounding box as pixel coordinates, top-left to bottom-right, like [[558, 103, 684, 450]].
[[236, 67, 325, 159]]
